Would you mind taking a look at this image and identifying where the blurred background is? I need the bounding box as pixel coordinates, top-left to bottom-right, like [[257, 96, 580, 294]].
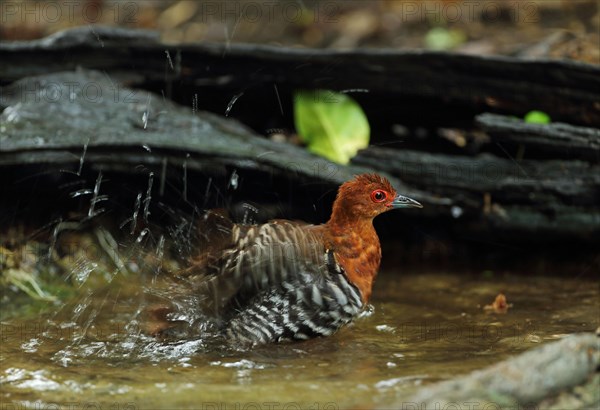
[[1, 0, 598, 63], [1, 3, 599, 407]]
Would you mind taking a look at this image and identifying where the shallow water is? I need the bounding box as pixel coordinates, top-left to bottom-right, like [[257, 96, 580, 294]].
[[1, 269, 598, 409]]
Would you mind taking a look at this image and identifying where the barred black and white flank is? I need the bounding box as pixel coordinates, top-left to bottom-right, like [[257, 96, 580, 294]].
[[185, 215, 363, 346]]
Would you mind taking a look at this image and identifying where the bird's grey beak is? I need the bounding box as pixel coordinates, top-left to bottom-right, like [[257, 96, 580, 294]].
[[390, 194, 423, 209]]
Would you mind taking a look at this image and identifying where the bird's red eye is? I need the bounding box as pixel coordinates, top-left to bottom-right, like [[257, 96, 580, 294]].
[[370, 190, 387, 203]]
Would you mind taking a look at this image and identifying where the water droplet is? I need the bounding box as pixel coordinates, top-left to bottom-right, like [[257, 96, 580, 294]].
[[228, 170, 239, 190], [451, 206, 463, 218], [225, 92, 244, 117], [242, 202, 258, 224], [72, 260, 97, 285], [375, 325, 396, 333], [70, 189, 93, 198], [21, 338, 41, 353]]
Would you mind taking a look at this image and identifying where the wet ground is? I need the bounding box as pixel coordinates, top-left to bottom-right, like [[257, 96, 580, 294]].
[[1, 267, 597, 409]]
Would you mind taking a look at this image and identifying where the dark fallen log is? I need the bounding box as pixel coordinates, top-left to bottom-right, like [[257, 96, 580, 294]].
[[0, 70, 442, 230], [1, 26, 599, 128], [397, 333, 599, 409], [1, 28, 599, 248], [353, 147, 600, 237], [476, 113, 600, 162], [0, 70, 372, 184]]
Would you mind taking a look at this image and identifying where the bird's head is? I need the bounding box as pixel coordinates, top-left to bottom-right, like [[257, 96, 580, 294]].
[[331, 173, 422, 221]]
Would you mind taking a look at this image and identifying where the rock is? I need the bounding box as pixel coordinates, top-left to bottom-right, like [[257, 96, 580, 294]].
[[403, 333, 599, 409]]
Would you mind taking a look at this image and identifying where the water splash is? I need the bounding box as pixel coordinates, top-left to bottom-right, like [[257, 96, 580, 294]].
[[203, 177, 213, 208], [119, 192, 142, 234], [71, 293, 93, 324], [1, 368, 61, 390], [273, 84, 284, 115], [182, 154, 190, 201], [47, 218, 64, 260], [135, 228, 150, 244], [154, 235, 166, 279], [61, 138, 90, 176], [228, 170, 239, 190], [242, 203, 258, 224], [70, 189, 93, 198], [142, 93, 151, 130], [143, 173, 154, 222], [20, 338, 41, 353], [69, 258, 99, 287], [225, 92, 244, 117], [451, 206, 463, 219], [77, 139, 89, 175], [94, 227, 127, 277], [165, 50, 174, 70], [87, 172, 107, 219]]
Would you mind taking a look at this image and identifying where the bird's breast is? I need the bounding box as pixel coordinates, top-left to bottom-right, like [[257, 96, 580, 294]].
[[328, 228, 381, 303]]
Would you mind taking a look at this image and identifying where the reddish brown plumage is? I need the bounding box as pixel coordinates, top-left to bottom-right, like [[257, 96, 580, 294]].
[[317, 174, 399, 302], [150, 173, 421, 345]]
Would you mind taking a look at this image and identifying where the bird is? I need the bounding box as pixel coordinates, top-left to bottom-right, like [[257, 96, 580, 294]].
[[148, 173, 422, 347]]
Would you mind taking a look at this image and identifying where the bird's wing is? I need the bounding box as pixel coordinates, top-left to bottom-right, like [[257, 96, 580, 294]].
[[146, 214, 364, 343], [179, 218, 327, 314], [185, 219, 329, 315], [224, 261, 363, 346]]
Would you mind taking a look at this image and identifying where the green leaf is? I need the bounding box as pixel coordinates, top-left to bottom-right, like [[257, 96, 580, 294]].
[[524, 110, 551, 124], [424, 27, 466, 51], [294, 90, 370, 164]]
